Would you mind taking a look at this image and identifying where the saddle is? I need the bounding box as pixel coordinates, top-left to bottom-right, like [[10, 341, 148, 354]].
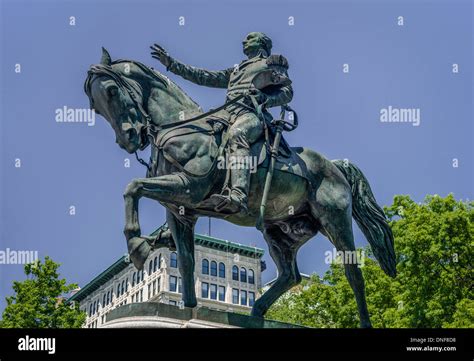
[[152, 110, 306, 182]]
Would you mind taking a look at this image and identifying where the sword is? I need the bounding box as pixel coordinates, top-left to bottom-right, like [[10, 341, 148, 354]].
[[256, 105, 298, 231]]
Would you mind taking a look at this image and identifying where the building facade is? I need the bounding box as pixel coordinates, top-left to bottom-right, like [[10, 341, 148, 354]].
[[69, 230, 265, 328]]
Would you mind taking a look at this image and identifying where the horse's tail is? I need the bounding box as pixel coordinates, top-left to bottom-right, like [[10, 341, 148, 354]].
[[332, 160, 397, 278]]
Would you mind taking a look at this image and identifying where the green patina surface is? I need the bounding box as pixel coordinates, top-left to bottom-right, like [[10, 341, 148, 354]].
[[106, 302, 305, 329], [68, 228, 264, 304]]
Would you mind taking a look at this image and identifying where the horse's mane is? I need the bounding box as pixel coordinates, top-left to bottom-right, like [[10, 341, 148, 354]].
[[84, 59, 201, 111], [113, 59, 169, 87]]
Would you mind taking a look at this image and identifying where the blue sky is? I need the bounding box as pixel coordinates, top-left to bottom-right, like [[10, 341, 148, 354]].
[[1, 0, 472, 312]]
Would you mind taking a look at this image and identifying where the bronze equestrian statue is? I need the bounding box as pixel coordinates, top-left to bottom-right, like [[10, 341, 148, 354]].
[[84, 32, 396, 328], [151, 32, 292, 215]]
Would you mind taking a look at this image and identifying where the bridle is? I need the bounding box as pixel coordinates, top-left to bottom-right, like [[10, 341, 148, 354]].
[[84, 62, 298, 175], [84, 63, 162, 172]]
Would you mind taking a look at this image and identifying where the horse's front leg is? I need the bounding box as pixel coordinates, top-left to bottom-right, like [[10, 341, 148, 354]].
[[166, 209, 197, 308], [123, 173, 192, 269]]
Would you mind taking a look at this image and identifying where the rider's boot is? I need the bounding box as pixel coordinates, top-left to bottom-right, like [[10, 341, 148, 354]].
[[211, 148, 251, 214]]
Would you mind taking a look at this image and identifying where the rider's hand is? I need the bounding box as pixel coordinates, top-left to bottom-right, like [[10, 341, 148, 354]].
[[249, 88, 268, 104], [150, 44, 172, 68]]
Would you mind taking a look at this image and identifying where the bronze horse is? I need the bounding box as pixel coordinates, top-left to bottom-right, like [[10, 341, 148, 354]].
[[84, 48, 396, 327]]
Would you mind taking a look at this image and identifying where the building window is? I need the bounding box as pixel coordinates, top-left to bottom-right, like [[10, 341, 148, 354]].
[[202, 259, 209, 275], [201, 282, 209, 299], [121, 280, 125, 295], [153, 256, 158, 272], [152, 280, 156, 296], [157, 277, 161, 293], [218, 286, 226, 302], [89, 304, 92, 317], [248, 269, 255, 284], [169, 275, 177, 292], [132, 272, 136, 287], [232, 289, 239, 304], [210, 284, 217, 300], [125, 278, 128, 292], [169, 300, 177, 306], [170, 252, 178, 268], [178, 278, 182, 294], [241, 290, 247, 306], [232, 266, 239, 281], [148, 259, 153, 275], [219, 262, 225, 278], [240, 267, 247, 283], [148, 284, 151, 299], [249, 292, 255, 307], [117, 284, 120, 297], [140, 289, 143, 302], [210, 261, 217, 276], [102, 294, 106, 306]]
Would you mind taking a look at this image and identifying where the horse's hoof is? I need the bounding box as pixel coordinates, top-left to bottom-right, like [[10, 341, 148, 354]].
[[128, 237, 152, 270], [250, 303, 265, 318]]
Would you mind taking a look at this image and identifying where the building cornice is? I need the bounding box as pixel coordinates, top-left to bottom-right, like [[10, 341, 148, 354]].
[[69, 228, 264, 304]]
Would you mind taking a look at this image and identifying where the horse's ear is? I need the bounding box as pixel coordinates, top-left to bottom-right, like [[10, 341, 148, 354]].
[[100, 47, 112, 66]]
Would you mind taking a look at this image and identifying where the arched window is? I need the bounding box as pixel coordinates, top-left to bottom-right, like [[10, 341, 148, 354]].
[[219, 262, 225, 278], [153, 256, 158, 272], [117, 284, 120, 296], [170, 252, 178, 268], [248, 269, 255, 284], [148, 259, 153, 275], [121, 280, 125, 295], [132, 272, 136, 287], [125, 278, 128, 292], [240, 267, 247, 283], [89, 304, 93, 316], [232, 265, 239, 281], [158, 254, 162, 269], [210, 261, 217, 276], [202, 259, 209, 275]]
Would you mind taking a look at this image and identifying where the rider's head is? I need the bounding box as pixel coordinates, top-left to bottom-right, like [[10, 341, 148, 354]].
[[243, 32, 272, 58]]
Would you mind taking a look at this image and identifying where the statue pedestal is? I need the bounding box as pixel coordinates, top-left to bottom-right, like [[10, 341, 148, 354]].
[[101, 302, 303, 329]]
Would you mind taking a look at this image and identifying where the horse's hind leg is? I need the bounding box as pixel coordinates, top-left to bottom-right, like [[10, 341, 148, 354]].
[[251, 224, 305, 318], [166, 210, 197, 308], [319, 208, 372, 328]]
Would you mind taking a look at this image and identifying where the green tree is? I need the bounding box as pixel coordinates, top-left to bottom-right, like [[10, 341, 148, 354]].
[[266, 194, 473, 328], [1, 256, 86, 328]]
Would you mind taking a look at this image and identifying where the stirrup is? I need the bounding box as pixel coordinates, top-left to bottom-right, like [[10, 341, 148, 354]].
[[210, 193, 248, 214]]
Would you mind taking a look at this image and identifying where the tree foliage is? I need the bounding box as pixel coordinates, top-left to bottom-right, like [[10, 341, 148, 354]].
[[266, 194, 473, 328], [1, 256, 86, 328]]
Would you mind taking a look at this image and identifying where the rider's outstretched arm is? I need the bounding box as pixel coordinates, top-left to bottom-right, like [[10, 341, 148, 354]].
[[167, 59, 232, 89], [151, 43, 231, 88]]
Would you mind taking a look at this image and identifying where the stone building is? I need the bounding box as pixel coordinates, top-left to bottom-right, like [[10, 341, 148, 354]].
[[69, 228, 265, 328]]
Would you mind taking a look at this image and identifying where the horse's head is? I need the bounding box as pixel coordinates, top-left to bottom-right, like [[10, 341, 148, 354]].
[[85, 47, 203, 154], [84, 48, 154, 154]]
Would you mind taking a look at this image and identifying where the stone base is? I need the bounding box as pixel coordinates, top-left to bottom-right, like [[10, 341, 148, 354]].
[[102, 302, 303, 328]]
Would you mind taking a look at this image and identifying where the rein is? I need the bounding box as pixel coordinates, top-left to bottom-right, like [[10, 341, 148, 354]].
[[137, 93, 259, 175], [85, 62, 259, 174]]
